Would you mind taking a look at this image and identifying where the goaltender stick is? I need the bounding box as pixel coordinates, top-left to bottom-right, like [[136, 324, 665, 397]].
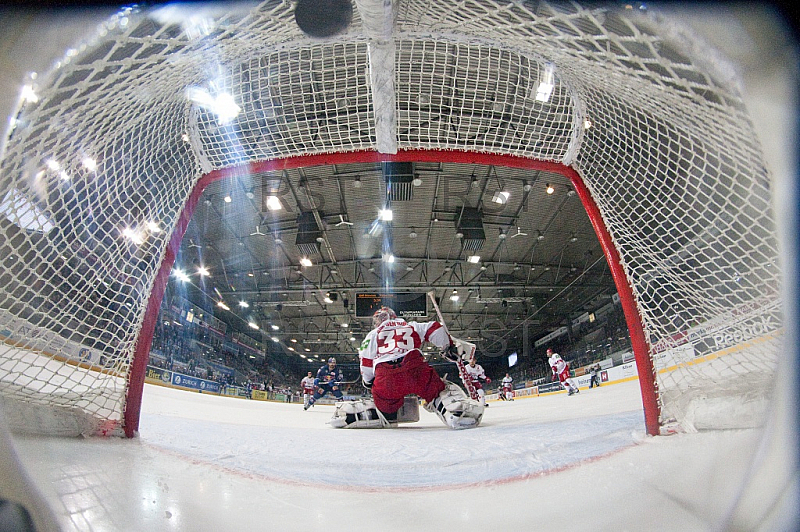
[[329, 306, 483, 429]]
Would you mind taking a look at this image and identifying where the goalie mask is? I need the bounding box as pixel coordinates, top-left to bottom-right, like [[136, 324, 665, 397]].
[[372, 306, 397, 328]]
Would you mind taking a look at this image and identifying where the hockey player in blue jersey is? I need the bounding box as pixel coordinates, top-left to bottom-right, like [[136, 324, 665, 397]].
[[304, 357, 344, 410]]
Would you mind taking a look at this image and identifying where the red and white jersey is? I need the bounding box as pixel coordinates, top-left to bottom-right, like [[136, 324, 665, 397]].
[[464, 362, 486, 384], [358, 318, 451, 383], [549, 352, 568, 374], [502, 375, 513, 390], [300, 376, 315, 393]]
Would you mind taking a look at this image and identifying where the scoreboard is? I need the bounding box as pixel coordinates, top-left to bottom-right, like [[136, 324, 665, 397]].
[[355, 292, 428, 319]]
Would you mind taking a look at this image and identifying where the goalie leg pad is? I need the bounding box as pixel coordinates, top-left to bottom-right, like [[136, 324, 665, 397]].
[[425, 381, 483, 429], [329, 399, 397, 429]]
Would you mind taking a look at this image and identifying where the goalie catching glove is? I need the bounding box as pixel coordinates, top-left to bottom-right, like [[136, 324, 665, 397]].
[[441, 344, 460, 362]]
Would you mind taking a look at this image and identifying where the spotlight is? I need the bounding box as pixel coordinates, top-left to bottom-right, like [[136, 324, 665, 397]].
[[492, 190, 510, 204], [546, 183, 555, 194]]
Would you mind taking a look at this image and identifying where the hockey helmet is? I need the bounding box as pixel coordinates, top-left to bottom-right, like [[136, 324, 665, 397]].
[[372, 306, 397, 328], [327, 357, 337, 365]]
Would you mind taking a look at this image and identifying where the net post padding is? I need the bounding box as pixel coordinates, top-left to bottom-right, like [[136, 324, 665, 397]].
[[123, 149, 659, 436]]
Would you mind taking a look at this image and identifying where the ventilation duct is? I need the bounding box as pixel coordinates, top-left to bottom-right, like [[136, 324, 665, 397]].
[[456, 207, 485, 251], [382, 162, 414, 201], [295, 212, 322, 255]]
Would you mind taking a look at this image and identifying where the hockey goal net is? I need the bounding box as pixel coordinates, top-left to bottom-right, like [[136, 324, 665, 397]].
[[0, 1, 782, 436]]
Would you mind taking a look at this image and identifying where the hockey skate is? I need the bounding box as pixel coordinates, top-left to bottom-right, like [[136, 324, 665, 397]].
[[424, 381, 483, 429]]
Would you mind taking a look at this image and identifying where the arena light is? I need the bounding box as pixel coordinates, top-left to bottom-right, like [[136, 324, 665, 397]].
[[379, 207, 393, 221], [82, 157, 98, 171], [248, 322, 259, 330], [217, 301, 230, 311], [172, 269, 190, 282], [20, 84, 38, 104], [186, 86, 241, 124], [197, 266, 210, 276], [266, 195, 282, 211], [238, 301, 249, 308], [546, 183, 555, 194], [300, 257, 313, 267], [491, 190, 510, 204], [467, 255, 481, 263], [535, 62, 555, 103], [122, 227, 144, 245]]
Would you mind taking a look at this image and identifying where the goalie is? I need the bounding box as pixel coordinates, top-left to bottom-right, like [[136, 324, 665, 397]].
[[330, 306, 483, 429]]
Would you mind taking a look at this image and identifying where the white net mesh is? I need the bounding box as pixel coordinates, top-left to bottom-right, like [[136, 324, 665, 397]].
[[0, 1, 782, 435]]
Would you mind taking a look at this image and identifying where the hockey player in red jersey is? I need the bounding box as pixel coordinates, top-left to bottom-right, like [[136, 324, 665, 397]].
[[463, 355, 491, 406], [547, 348, 580, 395], [340, 306, 483, 429]]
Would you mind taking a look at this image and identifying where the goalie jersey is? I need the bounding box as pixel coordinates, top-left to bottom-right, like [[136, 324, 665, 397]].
[[358, 317, 452, 384]]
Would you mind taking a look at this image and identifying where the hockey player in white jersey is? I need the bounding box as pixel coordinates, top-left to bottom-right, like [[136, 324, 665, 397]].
[[300, 371, 315, 409], [501, 373, 514, 401], [463, 355, 491, 407], [547, 348, 580, 395], [329, 306, 483, 429]]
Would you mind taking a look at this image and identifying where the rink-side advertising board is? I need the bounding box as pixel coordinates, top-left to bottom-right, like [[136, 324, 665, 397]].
[[146, 366, 172, 384], [650, 296, 782, 370], [144, 366, 221, 394]]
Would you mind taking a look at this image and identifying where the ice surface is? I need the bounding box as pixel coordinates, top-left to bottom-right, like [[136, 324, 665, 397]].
[[6, 380, 795, 531]]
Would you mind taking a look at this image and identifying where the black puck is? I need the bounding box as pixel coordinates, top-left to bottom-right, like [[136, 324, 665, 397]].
[[294, 0, 353, 38]]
